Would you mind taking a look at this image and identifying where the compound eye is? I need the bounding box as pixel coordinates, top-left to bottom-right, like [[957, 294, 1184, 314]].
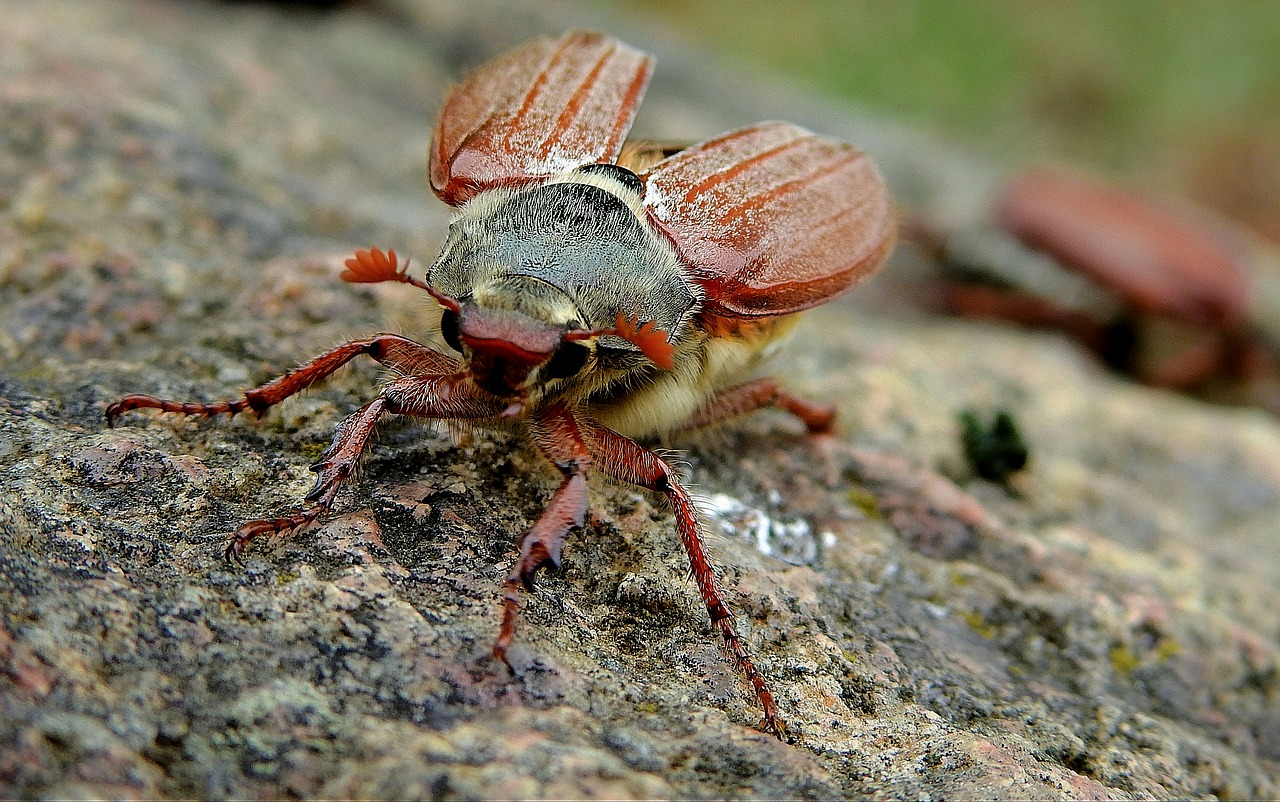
[[440, 309, 462, 353], [542, 341, 588, 380]]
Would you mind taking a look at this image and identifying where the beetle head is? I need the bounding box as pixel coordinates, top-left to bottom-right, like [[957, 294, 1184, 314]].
[[452, 304, 566, 398], [430, 272, 675, 408], [429, 275, 601, 406]]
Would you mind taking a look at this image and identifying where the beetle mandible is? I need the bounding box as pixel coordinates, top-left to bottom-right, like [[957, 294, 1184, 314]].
[[106, 30, 896, 737]]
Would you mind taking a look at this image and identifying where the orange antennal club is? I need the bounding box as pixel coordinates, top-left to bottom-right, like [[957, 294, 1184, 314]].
[[563, 313, 676, 370], [613, 312, 676, 370], [340, 248, 431, 292]]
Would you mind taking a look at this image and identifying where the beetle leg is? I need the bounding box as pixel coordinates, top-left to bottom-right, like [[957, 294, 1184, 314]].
[[1141, 333, 1230, 390], [226, 373, 505, 561], [106, 334, 458, 425], [585, 421, 785, 739], [681, 377, 851, 486], [379, 373, 509, 422], [492, 403, 592, 667], [225, 396, 387, 562], [939, 283, 1127, 362], [681, 377, 835, 435]]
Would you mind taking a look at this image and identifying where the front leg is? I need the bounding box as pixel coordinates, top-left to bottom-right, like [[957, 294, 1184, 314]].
[[585, 420, 785, 739], [106, 334, 458, 425], [227, 373, 505, 561], [492, 403, 592, 666], [226, 397, 387, 561]]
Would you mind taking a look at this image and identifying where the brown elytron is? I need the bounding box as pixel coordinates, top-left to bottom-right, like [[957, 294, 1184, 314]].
[[107, 31, 895, 737]]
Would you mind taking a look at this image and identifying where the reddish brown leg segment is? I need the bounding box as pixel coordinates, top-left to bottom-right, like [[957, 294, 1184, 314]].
[[105, 334, 466, 560], [222, 372, 504, 561], [685, 377, 847, 486], [225, 397, 387, 561], [493, 404, 592, 667], [683, 377, 835, 434], [106, 334, 457, 425], [587, 421, 785, 738]]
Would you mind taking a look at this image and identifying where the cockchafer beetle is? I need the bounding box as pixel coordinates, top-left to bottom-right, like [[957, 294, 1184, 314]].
[[106, 30, 896, 737], [919, 168, 1280, 414]]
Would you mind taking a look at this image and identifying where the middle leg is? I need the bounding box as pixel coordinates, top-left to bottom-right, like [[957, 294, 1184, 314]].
[[225, 396, 387, 561], [586, 420, 785, 738], [492, 403, 593, 666], [227, 373, 506, 560]]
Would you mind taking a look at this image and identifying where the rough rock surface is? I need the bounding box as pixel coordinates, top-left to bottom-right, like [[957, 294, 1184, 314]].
[[2, 1, 1278, 799]]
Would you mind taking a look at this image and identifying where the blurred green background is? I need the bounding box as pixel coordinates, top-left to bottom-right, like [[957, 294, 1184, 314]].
[[602, 0, 1280, 243]]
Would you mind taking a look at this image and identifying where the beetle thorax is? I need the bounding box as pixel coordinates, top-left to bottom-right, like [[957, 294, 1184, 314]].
[[429, 168, 700, 348]]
